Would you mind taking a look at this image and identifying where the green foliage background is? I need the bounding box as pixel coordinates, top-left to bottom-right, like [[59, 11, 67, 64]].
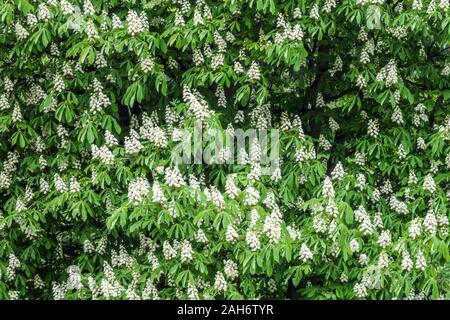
[[0, 0, 450, 300]]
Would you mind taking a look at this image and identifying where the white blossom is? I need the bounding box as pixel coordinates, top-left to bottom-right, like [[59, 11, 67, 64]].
[[128, 176, 150, 205], [299, 243, 313, 262]]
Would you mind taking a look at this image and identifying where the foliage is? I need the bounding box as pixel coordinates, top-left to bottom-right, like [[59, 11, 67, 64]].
[[0, 0, 450, 300]]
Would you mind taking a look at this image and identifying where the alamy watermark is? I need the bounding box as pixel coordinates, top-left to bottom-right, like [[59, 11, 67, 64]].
[[366, 5, 381, 30], [171, 121, 280, 176]]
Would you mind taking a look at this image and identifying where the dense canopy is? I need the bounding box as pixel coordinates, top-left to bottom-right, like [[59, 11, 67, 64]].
[[0, 0, 450, 300]]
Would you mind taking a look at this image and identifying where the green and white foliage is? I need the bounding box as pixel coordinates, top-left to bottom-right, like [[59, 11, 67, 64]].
[[0, 0, 450, 300]]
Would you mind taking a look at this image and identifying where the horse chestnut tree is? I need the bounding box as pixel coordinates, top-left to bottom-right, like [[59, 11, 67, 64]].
[[0, 0, 450, 300]]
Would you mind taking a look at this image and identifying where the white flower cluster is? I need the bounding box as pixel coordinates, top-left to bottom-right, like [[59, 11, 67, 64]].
[[225, 224, 239, 243], [378, 251, 390, 269], [391, 107, 404, 124], [85, 20, 99, 39], [316, 92, 325, 108], [412, 0, 423, 10], [275, 13, 303, 44], [83, 0, 95, 15], [223, 259, 239, 280], [34, 275, 45, 289], [417, 137, 426, 150], [89, 78, 110, 113], [408, 218, 422, 239], [294, 145, 315, 163], [360, 41, 373, 64], [193, 7, 204, 26], [441, 62, 450, 76], [54, 174, 67, 193], [204, 186, 225, 208], [124, 129, 143, 154], [105, 130, 118, 147], [329, 117, 340, 132], [355, 173, 366, 191], [287, 226, 302, 241], [323, 0, 337, 13], [439, 0, 450, 11], [15, 197, 27, 212], [7, 253, 21, 282], [69, 176, 80, 193], [248, 61, 261, 81], [163, 241, 177, 260], [193, 49, 204, 66], [358, 253, 369, 266], [243, 186, 260, 206], [263, 208, 282, 244], [388, 26, 407, 40], [164, 167, 185, 188], [182, 86, 212, 122], [415, 250, 427, 271], [38, 3, 52, 21], [60, 0, 75, 15], [423, 209, 437, 236], [397, 144, 407, 160], [99, 262, 124, 298], [187, 283, 199, 300], [299, 243, 313, 262], [319, 135, 332, 151], [211, 53, 225, 70], [25, 13, 38, 28], [349, 238, 360, 253], [310, 4, 320, 20], [95, 51, 107, 68], [128, 176, 150, 205], [12, 105, 23, 123], [126, 10, 148, 36], [331, 162, 345, 180], [423, 174, 436, 193], [427, 0, 436, 13], [225, 174, 240, 199], [322, 176, 335, 198], [141, 57, 154, 73], [180, 240, 193, 263], [377, 230, 392, 249], [195, 228, 208, 244], [389, 196, 408, 215], [152, 181, 166, 204], [137, 115, 164, 147], [329, 56, 343, 76], [111, 14, 123, 29], [66, 265, 83, 290], [3, 76, 14, 93], [214, 272, 228, 292], [245, 230, 260, 251], [54, 74, 65, 92], [91, 145, 114, 165], [15, 22, 29, 41], [174, 9, 185, 27], [367, 118, 379, 138], [249, 209, 260, 228], [401, 251, 413, 271], [249, 103, 272, 130], [216, 85, 227, 108], [353, 282, 368, 298], [376, 60, 398, 86], [356, 75, 367, 89], [312, 215, 327, 236], [40, 178, 50, 194], [234, 61, 244, 74], [0, 94, 9, 110], [413, 103, 428, 127]]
